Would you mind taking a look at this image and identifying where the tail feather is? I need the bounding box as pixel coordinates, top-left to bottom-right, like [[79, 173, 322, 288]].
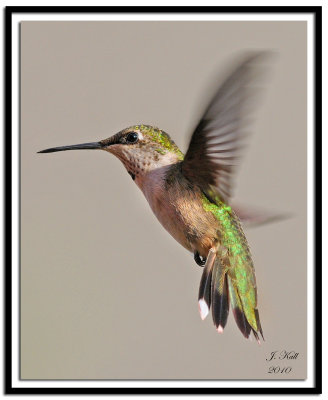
[[211, 258, 229, 332], [227, 275, 252, 338], [227, 274, 264, 342], [198, 249, 216, 320], [254, 308, 264, 341], [198, 249, 264, 343]]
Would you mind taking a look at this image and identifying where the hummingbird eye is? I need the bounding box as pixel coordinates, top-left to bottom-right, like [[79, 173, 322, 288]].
[[126, 132, 139, 144]]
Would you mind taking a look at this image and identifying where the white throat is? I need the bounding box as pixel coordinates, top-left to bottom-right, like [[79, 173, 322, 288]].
[[135, 152, 177, 204]]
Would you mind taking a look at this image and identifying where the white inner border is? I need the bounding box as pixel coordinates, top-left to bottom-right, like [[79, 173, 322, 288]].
[[11, 11, 315, 389]]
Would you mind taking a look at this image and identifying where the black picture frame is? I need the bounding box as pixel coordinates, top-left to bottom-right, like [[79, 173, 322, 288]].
[[5, 6, 322, 395]]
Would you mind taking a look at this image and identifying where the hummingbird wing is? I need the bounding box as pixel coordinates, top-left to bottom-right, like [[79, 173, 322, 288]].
[[232, 202, 291, 227], [182, 53, 269, 203]]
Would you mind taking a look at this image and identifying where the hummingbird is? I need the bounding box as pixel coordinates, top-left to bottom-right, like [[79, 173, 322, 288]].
[[39, 54, 268, 343]]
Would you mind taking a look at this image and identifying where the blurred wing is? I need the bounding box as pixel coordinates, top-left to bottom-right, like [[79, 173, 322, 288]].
[[182, 53, 269, 203], [232, 202, 291, 227]]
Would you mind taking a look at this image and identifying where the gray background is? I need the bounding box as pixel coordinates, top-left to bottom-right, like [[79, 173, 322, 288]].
[[21, 21, 307, 379]]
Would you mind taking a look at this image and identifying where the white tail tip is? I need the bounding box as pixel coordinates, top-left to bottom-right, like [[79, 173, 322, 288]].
[[198, 299, 209, 320], [216, 325, 224, 334]]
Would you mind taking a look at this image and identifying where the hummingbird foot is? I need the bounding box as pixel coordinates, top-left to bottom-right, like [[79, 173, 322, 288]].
[[194, 251, 206, 267]]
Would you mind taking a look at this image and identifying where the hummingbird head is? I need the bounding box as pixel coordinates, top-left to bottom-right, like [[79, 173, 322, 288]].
[[100, 125, 184, 178], [38, 124, 184, 180]]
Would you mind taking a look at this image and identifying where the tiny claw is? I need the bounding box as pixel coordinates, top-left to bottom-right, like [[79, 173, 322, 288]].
[[194, 251, 206, 267]]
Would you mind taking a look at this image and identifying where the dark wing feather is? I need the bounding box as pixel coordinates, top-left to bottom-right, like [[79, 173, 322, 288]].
[[182, 53, 269, 203]]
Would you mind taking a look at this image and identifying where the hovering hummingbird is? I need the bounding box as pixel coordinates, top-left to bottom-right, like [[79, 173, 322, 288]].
[[39, 54, 269, 343]]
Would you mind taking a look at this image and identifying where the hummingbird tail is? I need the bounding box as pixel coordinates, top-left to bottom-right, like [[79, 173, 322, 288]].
[[198, 251, 229, 332], [227, 275, 264, 343], [211, 257, 229, 333], [198, 249, 264, 342], [198, 249, 215, 320]]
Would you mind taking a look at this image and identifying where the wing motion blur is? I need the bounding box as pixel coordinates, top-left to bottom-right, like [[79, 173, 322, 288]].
[[182, 53, 270, 204]]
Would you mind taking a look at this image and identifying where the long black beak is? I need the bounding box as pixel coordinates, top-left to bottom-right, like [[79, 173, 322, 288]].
[[38, 141, 103, 154]]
